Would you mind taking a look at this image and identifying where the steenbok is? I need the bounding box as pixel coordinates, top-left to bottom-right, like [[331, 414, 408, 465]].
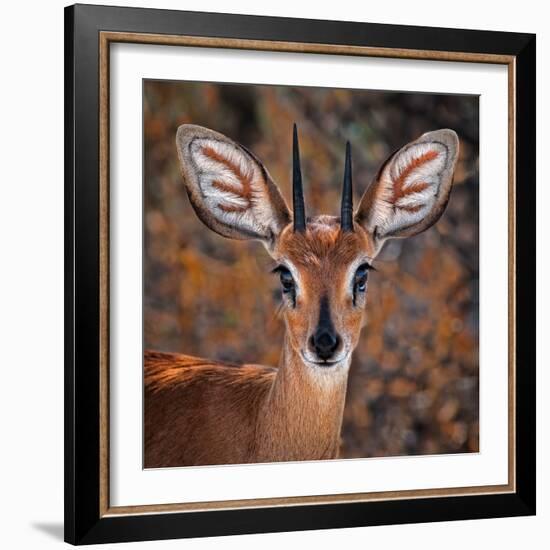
[[144, 124, 459, 467]]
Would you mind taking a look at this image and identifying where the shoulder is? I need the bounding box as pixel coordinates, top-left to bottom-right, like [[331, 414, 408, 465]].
[[144, 350, 276, 393]]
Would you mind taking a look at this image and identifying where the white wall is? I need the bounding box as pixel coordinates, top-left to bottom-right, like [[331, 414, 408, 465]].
[[0, 1, 546, 548]]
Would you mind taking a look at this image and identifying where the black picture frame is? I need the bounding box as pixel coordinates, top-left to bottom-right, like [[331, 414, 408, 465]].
[[65, 3, 536, 545]]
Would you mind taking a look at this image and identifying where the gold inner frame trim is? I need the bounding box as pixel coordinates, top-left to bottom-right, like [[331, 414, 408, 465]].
[[98, 30, 516, 517]]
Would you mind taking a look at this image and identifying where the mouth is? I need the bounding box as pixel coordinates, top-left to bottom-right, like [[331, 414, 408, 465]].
[[300, 352, 349, 368]]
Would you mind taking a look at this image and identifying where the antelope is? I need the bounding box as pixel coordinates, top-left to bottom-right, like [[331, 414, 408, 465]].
[[144, 123, 459, 468]]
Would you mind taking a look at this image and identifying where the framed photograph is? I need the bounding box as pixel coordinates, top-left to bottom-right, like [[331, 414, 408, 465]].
[[64, 4, 536, 545]]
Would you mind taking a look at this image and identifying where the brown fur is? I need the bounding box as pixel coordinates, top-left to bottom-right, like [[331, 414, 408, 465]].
[[279, 216, 374, 268], [144, 345, 346, 467], [144, 350, 274, 467]]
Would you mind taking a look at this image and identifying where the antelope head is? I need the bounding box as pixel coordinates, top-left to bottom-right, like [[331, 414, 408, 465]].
[[176, 124, 459, 371]]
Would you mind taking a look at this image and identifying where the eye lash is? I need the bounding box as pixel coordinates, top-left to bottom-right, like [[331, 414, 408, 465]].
[[358, 261, 376, 272], [271, 264, 290, 275]]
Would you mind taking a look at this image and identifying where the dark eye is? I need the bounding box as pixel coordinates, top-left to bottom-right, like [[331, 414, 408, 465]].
[[272, 265, 295, 293], [278, 268, 295, 293], [353, 263, 370, 298], [272, 265, 297, 307]]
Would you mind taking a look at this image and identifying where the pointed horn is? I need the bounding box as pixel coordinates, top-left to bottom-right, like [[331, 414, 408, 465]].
[[292, 124, 306, 232], [341, 141, 354, 232]]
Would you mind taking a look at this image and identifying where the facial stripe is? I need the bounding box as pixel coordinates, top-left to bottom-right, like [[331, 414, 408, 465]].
[[316, 295, 335, 335]]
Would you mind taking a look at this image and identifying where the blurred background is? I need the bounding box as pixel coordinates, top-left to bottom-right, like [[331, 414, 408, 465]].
[[143, 80, 479, 458]]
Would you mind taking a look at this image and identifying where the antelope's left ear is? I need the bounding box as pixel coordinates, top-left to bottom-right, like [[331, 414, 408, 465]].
[[354, 129, 459, 254]]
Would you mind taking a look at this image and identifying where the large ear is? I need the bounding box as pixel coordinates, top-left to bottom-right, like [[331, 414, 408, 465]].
[[175, 124, 291, 246], [355, 129, 459, 254]]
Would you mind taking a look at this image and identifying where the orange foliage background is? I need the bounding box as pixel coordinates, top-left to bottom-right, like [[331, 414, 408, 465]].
[[144, 80, 479, 458]]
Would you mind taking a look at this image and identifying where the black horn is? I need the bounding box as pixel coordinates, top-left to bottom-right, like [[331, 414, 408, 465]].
[[292, 123, 306, 232], [341, 141, 354, 232]]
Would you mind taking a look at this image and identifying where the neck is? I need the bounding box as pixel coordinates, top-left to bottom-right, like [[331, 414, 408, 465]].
[[255, 336, 350, 462]]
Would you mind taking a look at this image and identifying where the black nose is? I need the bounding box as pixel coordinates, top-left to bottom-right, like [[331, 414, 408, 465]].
[[310, 330, 340, 361]]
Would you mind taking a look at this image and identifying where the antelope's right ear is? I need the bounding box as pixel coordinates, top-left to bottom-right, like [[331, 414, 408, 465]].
[[176, 124, 291, 247]]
